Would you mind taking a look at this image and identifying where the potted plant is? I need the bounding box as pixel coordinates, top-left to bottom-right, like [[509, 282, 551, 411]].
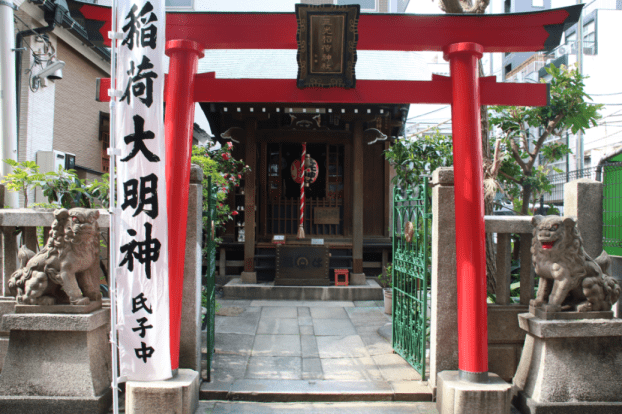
[[378, 264, 393, 315]]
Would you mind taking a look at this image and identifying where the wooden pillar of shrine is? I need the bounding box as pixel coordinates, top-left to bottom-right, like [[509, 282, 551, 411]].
[[351, 121, 365, 284], [241, 118, 257, 284]]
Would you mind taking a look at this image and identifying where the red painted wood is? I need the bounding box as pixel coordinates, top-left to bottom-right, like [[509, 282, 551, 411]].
[[97, 75, 548, 107], [445, 42, 488, 375], [78, 3, 577, 53], [76, 4, 112, 46], [164, 39, 204, 371]]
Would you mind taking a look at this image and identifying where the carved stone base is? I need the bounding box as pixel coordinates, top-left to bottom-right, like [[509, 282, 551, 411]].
[[513, 313, 622, 414], [529, 305, 614, 320], [0, 309, 111, 414], [15, 300, 102, 314]]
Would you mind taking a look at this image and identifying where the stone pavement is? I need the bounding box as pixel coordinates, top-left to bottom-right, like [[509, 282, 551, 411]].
[[200, 299, 432, 402]]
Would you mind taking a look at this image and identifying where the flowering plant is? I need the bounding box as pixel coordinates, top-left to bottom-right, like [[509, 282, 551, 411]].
[[191, 141, 250, 243]]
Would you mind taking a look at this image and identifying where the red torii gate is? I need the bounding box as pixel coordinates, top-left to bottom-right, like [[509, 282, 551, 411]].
[[94, 5, 582, 379]]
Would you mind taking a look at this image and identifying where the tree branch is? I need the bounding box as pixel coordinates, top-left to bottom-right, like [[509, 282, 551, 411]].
[[520, 122, 531, 157], [508, 136, 528, 172], [490, 139, 502, 177], [500, 170, 521, 184], [526, 112, 565, 171]]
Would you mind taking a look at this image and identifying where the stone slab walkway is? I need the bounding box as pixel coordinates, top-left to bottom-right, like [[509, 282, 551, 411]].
[[201, 299, 431, 402]]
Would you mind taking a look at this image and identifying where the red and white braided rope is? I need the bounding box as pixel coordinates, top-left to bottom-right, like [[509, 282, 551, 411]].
[[297, 142, 306, 239]]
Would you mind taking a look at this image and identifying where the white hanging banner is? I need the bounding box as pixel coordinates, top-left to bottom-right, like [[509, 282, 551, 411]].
[[115, 0, 171, 381]]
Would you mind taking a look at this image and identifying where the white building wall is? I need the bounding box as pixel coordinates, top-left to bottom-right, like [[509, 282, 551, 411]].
[[582, 9, 622, 165]]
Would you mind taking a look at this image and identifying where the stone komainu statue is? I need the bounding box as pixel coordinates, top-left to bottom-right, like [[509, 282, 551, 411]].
[[8, 208, 102, 306], [531, 215, 621, 313]]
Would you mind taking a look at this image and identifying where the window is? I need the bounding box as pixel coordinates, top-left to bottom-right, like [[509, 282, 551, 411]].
[[583, 21, 596, 55], [532, 0, 544, 7], [504, 64, 512, 77], [99, 112, 110, 173]]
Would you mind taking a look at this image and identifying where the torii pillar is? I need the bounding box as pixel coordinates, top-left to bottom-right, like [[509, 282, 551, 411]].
[[164, 39, 204, 371], [444, 42, 489, 382]]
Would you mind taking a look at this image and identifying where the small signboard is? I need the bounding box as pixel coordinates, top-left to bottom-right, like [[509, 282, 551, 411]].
[[295, 4, 360, 89], [311, 238, 324, 245], [272, 235, 286, 244], [314, 207, 340, 225]]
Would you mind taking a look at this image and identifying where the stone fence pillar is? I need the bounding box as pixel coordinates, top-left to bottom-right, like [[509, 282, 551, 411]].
[[429, 167, 458, 393], [564, 178, 603, 259], [179, 164, 203, 372]]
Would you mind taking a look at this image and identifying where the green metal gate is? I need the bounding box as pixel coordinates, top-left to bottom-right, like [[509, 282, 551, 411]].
[[203, 176, 218, 381], [392, 178, 431, 379]]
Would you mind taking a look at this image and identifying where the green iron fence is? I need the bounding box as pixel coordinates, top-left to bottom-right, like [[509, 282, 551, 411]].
[[203, 176, 218, 381], [601, 161, 622, 257], [391, 178, 431, 380]]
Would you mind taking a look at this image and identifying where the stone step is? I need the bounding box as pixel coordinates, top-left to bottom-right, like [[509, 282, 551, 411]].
[[196, 400, 523, 414], [199, 379, 432, 403], [196, 400, 438, 413], [223, 278, 383, 301]]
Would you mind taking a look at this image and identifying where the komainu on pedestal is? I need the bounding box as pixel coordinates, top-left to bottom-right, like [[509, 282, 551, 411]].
[[512, 215, 622, 414], [530, 215, 620, 313], [8, 208, 102, 307]]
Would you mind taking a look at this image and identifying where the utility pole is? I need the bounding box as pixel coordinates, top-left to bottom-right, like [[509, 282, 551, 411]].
[[576, 0, 584, 171], [0, 0, 19, 208]]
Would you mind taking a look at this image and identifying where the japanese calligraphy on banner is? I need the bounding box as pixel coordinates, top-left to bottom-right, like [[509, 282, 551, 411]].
[[115, 0, 171, 381]]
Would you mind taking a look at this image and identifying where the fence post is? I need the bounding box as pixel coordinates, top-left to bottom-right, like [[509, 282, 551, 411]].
[[179, 164, 204, 372], [429, 167, 458, 394], [564, 178, 603, 259]]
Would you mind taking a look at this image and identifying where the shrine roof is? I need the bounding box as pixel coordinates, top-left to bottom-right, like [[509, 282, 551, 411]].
[[164, 50, 430, 81]]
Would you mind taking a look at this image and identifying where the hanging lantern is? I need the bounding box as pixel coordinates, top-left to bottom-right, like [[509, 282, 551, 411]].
[[291, 155, 318, 186]]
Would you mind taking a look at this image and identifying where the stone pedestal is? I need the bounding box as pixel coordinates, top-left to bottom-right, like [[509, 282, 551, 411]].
[[125, 368, 199, 414], [513, 313, 622, 414], [180, 165, 203, 372], [241, 271, 257, 284], [429, 168, 459, 392], [0, 296, 15, 372], [0, 309, 112, 414], [437, 371, 512, 414], [350, 272, 366, 286]]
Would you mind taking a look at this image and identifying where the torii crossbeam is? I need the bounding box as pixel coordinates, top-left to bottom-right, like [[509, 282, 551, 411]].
[[92, 3, 581, 379]]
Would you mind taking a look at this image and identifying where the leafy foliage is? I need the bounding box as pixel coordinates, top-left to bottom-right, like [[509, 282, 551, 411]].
[[489, 64, 601, 215], [40, 168, 109, 209], [383, 130, 453, 187], [1, 159, 46, 208], [2, 159, 109, 209]]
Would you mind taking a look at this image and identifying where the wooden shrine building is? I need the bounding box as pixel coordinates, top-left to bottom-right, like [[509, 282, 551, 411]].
[[206, 99, 406, 283]]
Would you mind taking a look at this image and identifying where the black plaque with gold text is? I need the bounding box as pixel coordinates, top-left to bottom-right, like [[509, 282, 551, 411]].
[[295, 4, 359, 89]]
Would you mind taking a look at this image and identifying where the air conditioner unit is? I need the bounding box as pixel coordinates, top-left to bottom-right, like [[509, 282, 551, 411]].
[[556, 46, 568, 58]]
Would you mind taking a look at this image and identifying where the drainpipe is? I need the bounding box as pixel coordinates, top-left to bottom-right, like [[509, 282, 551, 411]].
[[1, 0, 18, 207], [14, 1, 67, 148]]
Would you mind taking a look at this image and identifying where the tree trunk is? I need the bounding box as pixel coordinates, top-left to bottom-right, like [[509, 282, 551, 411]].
[[520, 182, 532, 216]]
